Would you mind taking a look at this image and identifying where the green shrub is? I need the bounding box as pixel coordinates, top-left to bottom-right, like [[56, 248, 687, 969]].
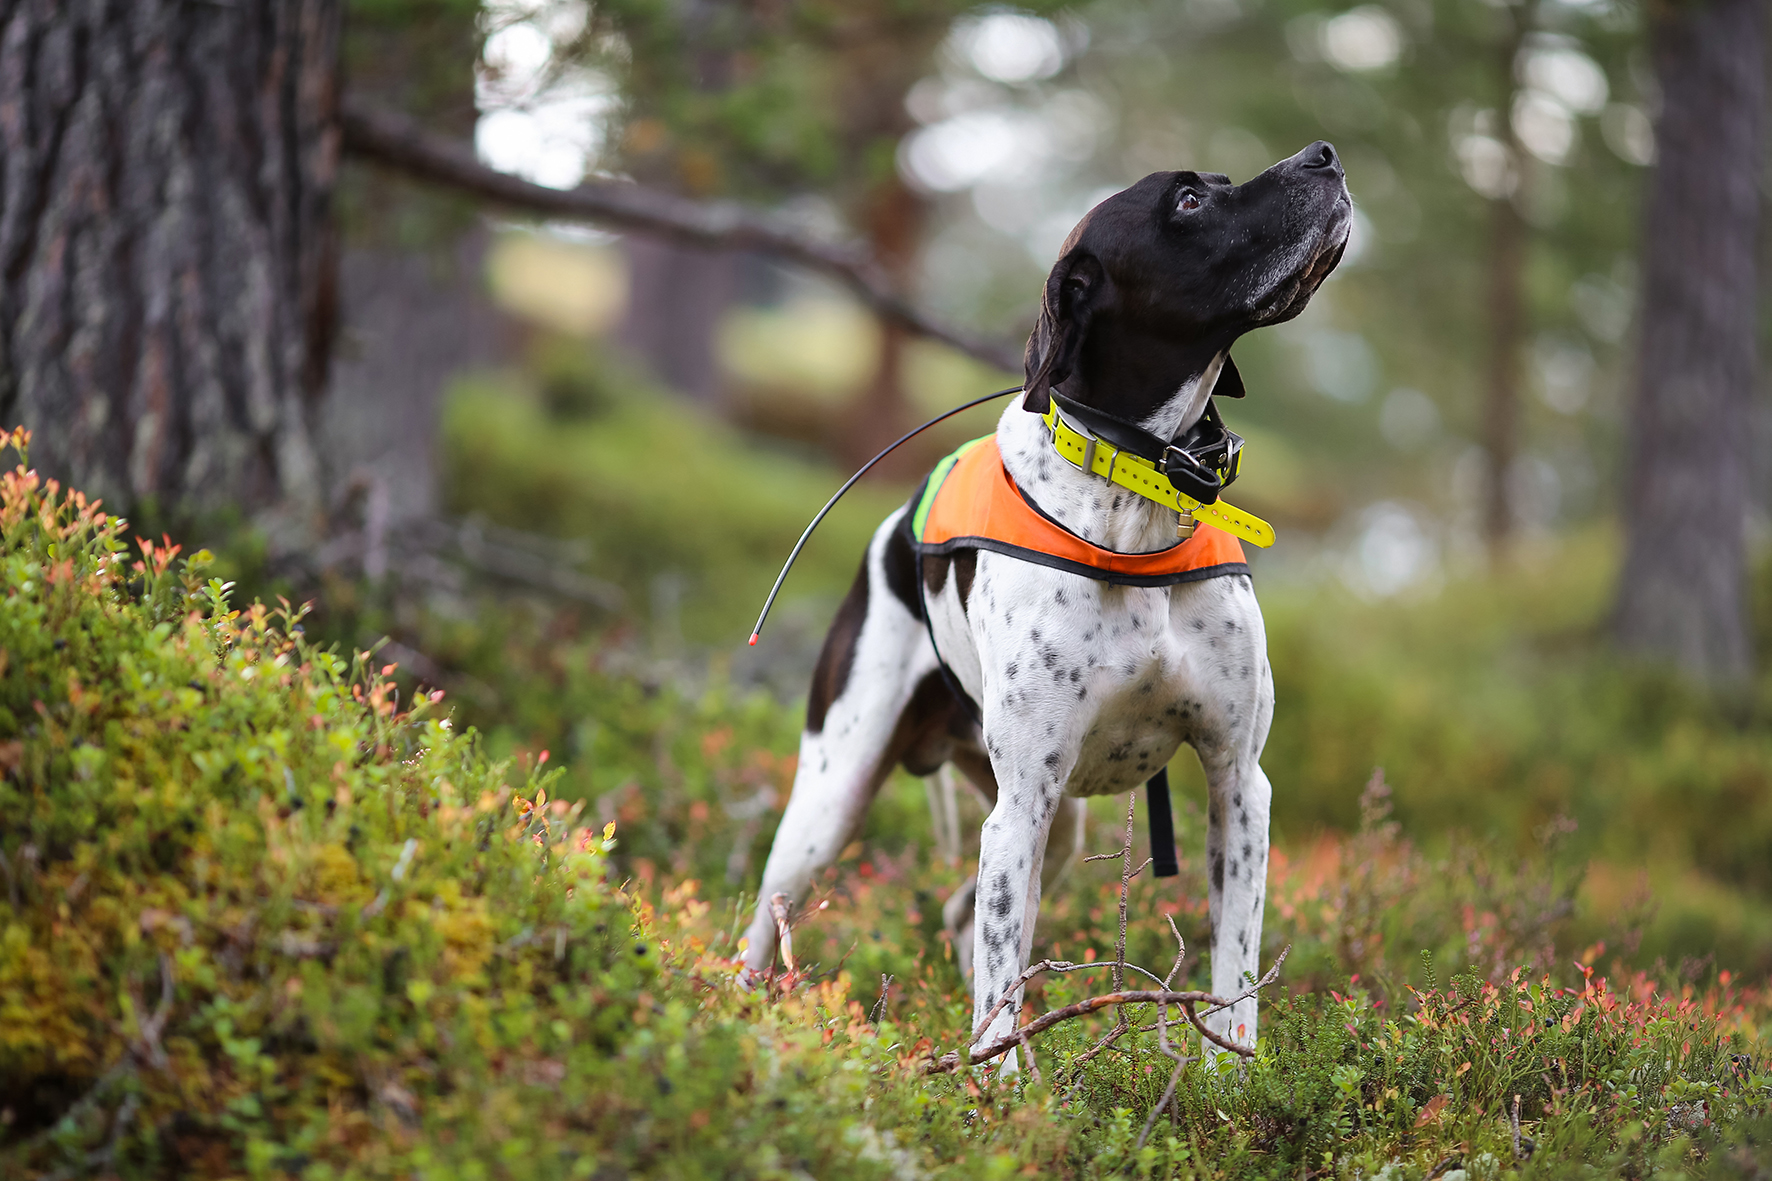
[[0, 430, 947, 1179]]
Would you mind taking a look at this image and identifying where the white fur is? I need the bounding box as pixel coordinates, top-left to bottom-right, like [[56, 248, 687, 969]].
[[741, 385, 1276, 1066]]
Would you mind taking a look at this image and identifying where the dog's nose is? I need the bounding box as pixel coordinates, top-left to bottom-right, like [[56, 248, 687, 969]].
[[1300, 141, 1341, 174]]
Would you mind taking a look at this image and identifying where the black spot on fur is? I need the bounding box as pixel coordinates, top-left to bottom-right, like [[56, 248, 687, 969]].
[[990, 875, 1013, 918]]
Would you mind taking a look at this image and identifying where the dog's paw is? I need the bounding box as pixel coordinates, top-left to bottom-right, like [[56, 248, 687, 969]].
[[734, 963, 767, 991]]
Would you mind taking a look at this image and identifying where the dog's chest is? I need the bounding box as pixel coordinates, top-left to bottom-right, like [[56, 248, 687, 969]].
[[967, 568, 1262, 798]]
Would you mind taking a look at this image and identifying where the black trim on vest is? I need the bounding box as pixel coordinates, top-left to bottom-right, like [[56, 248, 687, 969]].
[[914, 534, 1250, 588]]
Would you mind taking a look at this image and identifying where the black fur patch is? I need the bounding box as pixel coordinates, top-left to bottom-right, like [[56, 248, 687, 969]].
[[884, 509, 923, 620], [805, 552, 870, 733]]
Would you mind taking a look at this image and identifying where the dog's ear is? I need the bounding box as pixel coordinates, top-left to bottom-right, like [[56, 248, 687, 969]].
[[1212, 354, 1245, 398], [1022, 252, 1104, 413]]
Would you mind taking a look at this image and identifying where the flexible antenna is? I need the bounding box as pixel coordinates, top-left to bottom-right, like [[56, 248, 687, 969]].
[[748, 385, 1023, 646]]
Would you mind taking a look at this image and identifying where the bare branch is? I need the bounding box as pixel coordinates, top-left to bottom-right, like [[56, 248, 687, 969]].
[[930, 987, 1238, 1073], [1136, 915, 1193, 1149], [339, 97, 1022, 373], [932, 945, 1290, 1076], [769, 892, 796, 973], [967, 958, 1176, 1045]]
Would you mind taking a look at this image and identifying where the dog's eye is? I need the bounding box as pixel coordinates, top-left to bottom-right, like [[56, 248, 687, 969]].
[[1177, 191, 1203, 213]]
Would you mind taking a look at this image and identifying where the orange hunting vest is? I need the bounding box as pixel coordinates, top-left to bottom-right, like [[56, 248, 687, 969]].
[[910, 437, 1249, 587]]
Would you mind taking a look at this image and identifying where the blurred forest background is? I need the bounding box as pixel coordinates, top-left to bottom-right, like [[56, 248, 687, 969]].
[[5, 0, 1772, 984]]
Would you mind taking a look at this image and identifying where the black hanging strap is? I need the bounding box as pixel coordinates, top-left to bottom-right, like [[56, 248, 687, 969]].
[[1145, 766, 1179, 878]]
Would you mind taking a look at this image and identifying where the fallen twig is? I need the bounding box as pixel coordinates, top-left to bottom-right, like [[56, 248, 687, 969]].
[[871, 974, 894, 1025], [1066, 795, 1150, 1079], [769, 892, 796, 974], [931, 988, 1234, 1073], [967, 958, 1179, 1046], [930, 945, 1289, 1075], [1137, 916, 1194, 1149]]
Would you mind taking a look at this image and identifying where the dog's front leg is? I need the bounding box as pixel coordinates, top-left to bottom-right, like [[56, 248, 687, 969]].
[[1202, 750, 1273, 1051], [969, 756, 1066, 1072]]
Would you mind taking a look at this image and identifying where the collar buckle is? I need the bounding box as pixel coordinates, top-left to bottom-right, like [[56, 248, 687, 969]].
[[1158, 445, 1221, 504]]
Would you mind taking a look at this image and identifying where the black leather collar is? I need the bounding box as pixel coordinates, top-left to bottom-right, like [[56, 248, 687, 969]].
[[1049, 392, 1245, 503]]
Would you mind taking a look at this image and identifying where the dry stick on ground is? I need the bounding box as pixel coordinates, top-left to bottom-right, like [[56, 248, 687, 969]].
[[871, 974, 894, 1025], [967, 958, 1180, 1049], [927, 947, 1289, 1075], [1068, 794, 1153, 1077], [1017, 1000, 1045, 1089], [1137, 916, 1195, 1150], [340, 98, 1021, 374], [769, 892, 797, 974]]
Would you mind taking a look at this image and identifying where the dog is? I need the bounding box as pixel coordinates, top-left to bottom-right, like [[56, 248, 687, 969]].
[[740, 142, 1351, 1066]]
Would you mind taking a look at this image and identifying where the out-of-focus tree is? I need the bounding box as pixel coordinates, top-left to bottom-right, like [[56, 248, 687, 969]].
[[330, 0, 518, 532], [0, 0, 342, 522], [520, 0, 1070, 464], [1613, 0, 1764, 683]]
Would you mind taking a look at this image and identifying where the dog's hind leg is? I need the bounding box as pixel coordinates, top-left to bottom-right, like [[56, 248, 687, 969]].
[[740, 510, 936, 974]]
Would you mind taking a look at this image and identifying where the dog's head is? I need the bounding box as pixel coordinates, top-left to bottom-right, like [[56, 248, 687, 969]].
[[1022, 141, 1352, 420]]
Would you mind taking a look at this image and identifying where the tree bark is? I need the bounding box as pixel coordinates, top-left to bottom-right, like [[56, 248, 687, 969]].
[[619, 238, 741, 404], [0, 0, 341, 519], [1614, 0, 1765, 682], [1482, 15, 1529, 553], [846, 173, 928, 473], [1483, 182, 1526, 551]]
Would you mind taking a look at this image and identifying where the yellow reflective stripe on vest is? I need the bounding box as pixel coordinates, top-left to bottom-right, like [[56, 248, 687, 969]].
[[1040, 405, 1276, 549]]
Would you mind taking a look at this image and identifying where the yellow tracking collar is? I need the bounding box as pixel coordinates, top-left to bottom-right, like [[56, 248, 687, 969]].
[[1039, 403, 1275, 549]]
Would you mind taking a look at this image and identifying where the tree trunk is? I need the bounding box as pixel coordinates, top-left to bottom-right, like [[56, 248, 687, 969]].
[[1483, 184, 1526, 552], [1614, 0, 1764, 682], [844, 173, 927, 474], [0, 0, 341, 520], [619, 238, 741, 404], [1482, 11, 1529, 554]]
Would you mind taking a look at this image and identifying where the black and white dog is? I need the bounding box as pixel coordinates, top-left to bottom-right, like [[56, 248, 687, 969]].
[[741, 143, 1351, 1064]]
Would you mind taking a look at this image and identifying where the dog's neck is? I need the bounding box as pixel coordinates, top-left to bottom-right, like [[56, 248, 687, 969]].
[[996, 356, 1223, 554]]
